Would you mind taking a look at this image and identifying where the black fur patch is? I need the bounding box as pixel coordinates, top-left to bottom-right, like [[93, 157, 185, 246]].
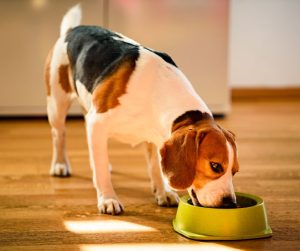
[[65, 26, 140, 93], [174, 110, 212, 124], [145, 48, 177, 67], [172, 110, 213, 131]]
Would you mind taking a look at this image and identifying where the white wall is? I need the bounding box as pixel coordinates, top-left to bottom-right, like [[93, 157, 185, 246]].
[[229, 0, 300, 88]]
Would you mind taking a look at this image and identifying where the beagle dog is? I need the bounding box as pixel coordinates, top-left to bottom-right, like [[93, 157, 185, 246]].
[[44, 5, 239, 215]]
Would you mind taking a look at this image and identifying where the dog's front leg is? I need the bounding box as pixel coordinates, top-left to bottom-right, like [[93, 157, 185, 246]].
[[145, 143, 179, 207], [86, 116, 124, 215]]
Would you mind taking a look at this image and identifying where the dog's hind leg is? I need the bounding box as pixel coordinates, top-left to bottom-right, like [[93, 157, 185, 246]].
[[45, 39, 74, 177], [145, 143, 179, 207]]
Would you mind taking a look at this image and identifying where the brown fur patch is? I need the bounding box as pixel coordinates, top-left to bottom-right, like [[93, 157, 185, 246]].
[[193, 129, 229, 189], [160, 128, 205, 190], [192, 125, 239, 190], [92, 59, 136, 113], [44, 48, 53, 96], [58, 65, 72, 93]]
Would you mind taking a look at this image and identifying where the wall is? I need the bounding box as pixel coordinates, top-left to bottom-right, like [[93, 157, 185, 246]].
[[0, 0, 104, 115], [108, 0, 230, 114], [229, 0, 300, 88], [1, 0, 299, 115], [0, 0, 230, 115]]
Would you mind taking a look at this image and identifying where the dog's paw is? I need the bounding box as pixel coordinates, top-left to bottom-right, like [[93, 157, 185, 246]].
[[50, 163, 71, 177], [98, 197, 124, 215], [155, 190, 179, 207]]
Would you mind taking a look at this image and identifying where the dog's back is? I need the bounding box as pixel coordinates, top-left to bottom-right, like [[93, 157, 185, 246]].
[[46, 5, 181, 114], [65, 26, 140, 95]]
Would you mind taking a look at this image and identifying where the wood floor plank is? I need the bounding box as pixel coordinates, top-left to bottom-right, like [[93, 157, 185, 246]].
[[0, 99, 299, 250]]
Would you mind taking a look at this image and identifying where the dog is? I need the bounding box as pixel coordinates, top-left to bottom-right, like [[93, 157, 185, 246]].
[[44, 5, 239, 215]]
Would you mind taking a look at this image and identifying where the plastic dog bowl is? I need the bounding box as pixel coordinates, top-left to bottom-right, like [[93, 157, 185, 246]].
[[173, 192, 272, 241]]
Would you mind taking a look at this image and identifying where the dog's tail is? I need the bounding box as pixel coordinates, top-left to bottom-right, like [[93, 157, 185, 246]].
[[60, 4, 82, 37]]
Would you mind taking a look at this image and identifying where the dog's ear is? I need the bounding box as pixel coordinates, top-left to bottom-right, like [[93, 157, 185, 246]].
[[160, 129, 206, 190]]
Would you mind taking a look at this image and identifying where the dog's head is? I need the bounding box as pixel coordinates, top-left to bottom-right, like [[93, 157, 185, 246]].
[[160, 112, 239, 208]]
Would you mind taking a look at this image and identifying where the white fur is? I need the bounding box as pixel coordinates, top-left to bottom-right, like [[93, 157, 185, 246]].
[[47, 7, 213, 213], [85, 111, 124, 214], [85, 48, 210, 213], [60, 4, 82, 37], [189, 140, 236, 207], [84, 48, 211, 148], [113, 32, 140, 46], [144, 143, 179, 206], [74, 48, 211, 213], [76, 80, 92, 112]]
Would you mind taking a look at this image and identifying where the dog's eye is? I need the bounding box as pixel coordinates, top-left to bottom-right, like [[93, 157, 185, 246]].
[[210, 162, 223, 173]]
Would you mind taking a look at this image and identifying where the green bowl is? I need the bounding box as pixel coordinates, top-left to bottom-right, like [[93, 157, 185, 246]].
[[173, 192, 272, 241]]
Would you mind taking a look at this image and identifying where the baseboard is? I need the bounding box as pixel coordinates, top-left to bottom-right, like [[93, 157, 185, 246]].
[[231, 87, 300, 100]]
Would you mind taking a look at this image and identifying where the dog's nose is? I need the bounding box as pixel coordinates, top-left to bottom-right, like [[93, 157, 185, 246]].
[[221, 196, 237, 208]]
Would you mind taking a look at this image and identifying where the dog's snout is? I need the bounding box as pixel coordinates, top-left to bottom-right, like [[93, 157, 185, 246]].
[[221, 196, 237, 208]]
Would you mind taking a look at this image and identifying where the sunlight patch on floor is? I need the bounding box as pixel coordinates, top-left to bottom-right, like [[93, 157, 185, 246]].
[[64, 220, 157, 233], [80, 243, 243, 251]]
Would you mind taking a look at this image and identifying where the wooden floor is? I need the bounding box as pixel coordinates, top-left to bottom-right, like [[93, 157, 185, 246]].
[[0, 98, 299, 250]]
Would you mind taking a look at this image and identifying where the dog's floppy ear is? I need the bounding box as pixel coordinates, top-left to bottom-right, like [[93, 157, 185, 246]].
[[160, 129, 206, 190]]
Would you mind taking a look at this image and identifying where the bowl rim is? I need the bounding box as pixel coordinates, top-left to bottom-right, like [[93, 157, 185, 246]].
[[181, 191, 264, 210]]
